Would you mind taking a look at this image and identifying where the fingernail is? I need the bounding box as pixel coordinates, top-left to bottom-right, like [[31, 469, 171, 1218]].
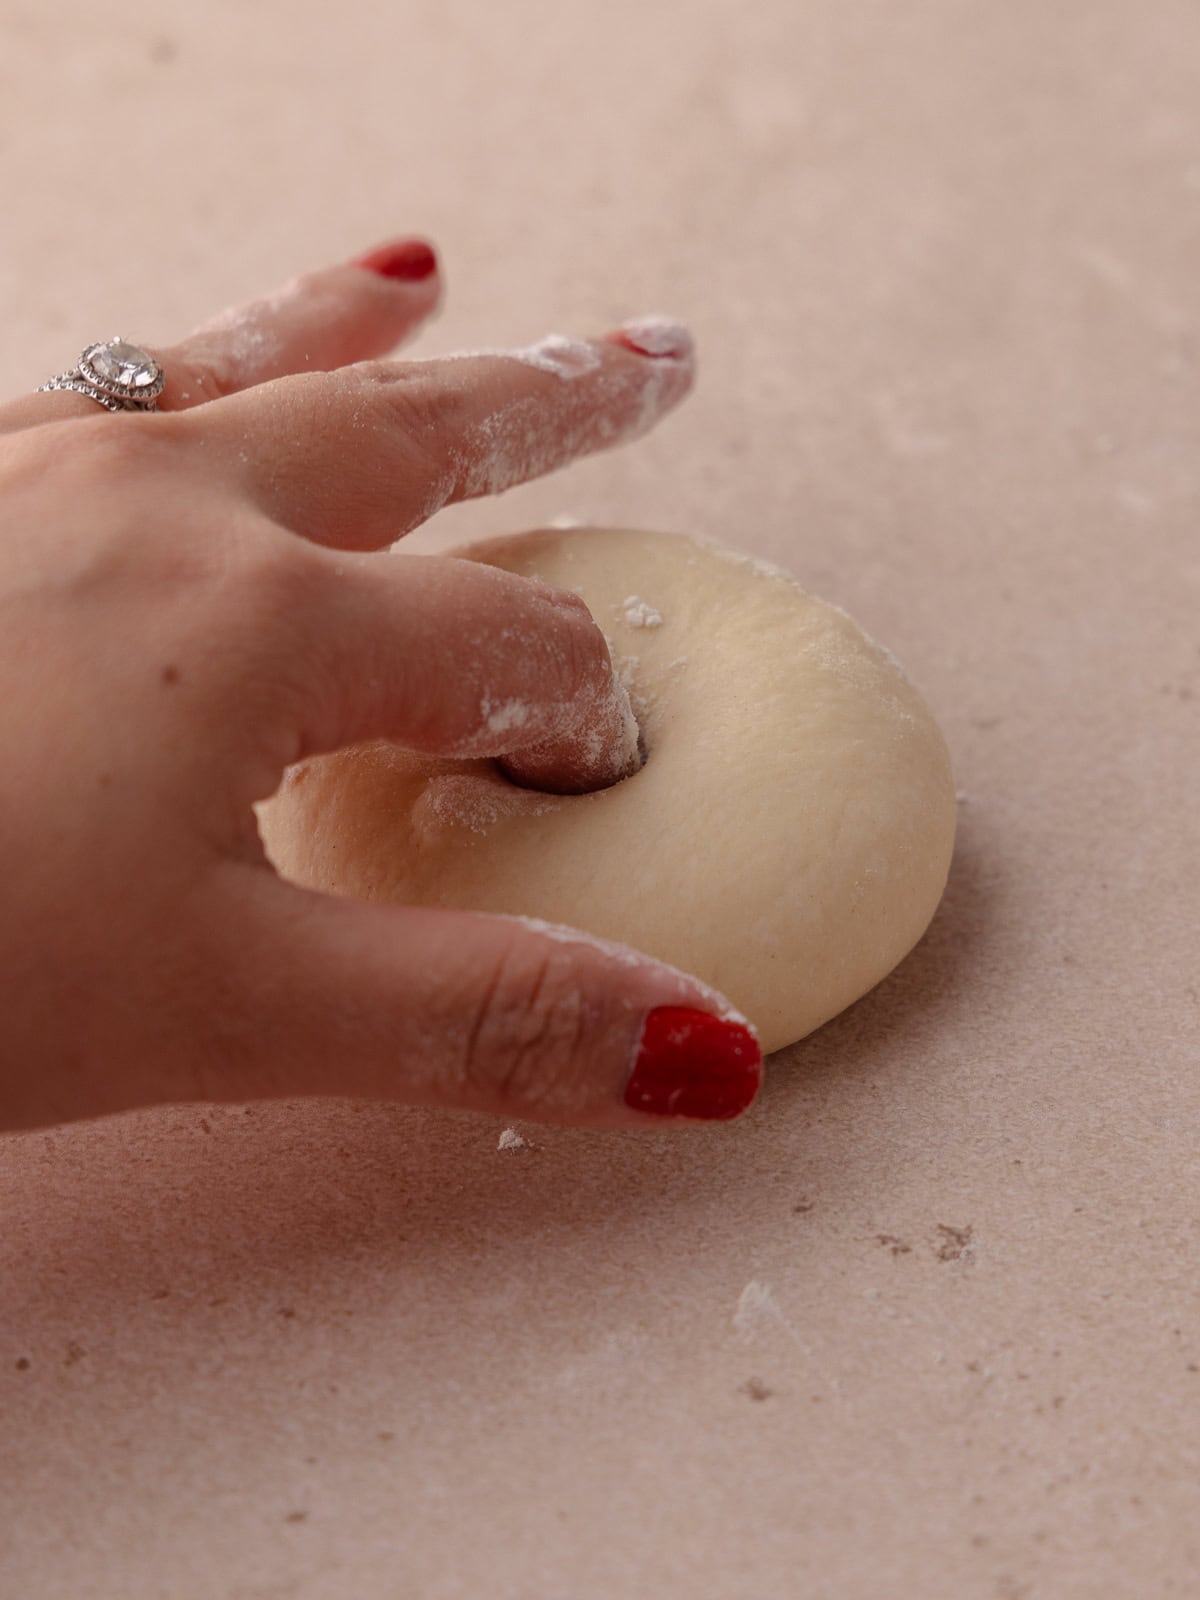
[[625, 1006, 762, 1120], [354, 239, 439, 282], [615, 315, 694, 361]]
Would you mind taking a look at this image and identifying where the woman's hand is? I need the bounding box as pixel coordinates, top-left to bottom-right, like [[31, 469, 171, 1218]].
[[0, 237, 761, 1133]]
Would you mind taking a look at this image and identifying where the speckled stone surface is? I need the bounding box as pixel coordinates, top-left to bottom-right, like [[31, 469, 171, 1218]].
[[1, 2, 1197, 1595]]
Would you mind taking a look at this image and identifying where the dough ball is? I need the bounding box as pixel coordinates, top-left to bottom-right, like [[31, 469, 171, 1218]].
[[260, 528, 956, 1053]]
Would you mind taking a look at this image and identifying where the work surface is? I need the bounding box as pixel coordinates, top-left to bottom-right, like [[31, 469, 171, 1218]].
[[1, 2, 1197, 1595]]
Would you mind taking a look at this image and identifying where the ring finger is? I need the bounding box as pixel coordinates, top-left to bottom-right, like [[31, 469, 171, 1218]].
[[0, 235, 442, 436]]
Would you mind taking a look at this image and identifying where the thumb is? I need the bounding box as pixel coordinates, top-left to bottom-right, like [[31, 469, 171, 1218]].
[[209, 874, 763, 1127]]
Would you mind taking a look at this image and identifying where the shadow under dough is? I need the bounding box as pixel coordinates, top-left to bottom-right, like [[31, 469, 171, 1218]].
[[763, 813, 999, 1110]]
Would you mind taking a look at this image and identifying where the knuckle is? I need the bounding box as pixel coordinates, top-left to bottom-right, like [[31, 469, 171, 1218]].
[[539, 594, 611, 706], [521, 579, 609, 696], [359, 358, 450, 418], [202, 529, 327, 765], [562, 603, 612, 693], [461, 945, 594, 1112], [355, 361, 463, 476]]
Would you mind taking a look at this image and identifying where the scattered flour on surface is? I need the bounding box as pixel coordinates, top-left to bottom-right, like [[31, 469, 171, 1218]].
[[734, 1280, 788, 1337], [734, 1282, 837, 1397], [613, 653, 640, 693], [622, 595, 664, 629], [497, 1127, 530, 1151]]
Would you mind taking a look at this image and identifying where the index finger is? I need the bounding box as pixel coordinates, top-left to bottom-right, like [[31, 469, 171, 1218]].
[[169, 317, 695, 550]]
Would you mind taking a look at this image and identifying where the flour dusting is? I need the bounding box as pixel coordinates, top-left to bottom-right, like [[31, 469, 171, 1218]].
[[622, 595, 664, 629], [192, 280, 301, 378], [439, 334, 601, 380], [502, 915, 751, 1028], [435, 330, 691, 502], [191, 308, 282, 379], [497, 1127, 529, 1151], [481, 697, 533, 737], [418, 773, 561, 835], [702, 539, 801, 588], [618, 314, 694, 360], [513, 334, 603, 378], [734, 1280, 787, 1336], [611, 678, 642, 772]]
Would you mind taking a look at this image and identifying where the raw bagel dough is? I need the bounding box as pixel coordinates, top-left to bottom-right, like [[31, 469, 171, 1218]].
[[260, 528, 956, 1054]]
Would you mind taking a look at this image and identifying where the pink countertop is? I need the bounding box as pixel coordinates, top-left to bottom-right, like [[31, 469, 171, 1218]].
[[2, 1, 1197, 1594]]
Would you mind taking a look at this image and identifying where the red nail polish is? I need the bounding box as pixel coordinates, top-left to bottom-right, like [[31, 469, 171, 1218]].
[[354, 239, 438, 282], [625, 1006, 762, 1120], [615, 316, 694, 361]]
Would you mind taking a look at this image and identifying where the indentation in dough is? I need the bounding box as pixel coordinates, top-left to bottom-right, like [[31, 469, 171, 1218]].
[[259, 528, 956, 1057]]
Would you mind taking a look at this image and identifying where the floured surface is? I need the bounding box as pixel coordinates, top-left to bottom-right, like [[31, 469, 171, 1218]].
[[2, 2, 1199, 1598], [260, 528, 956, 1054]]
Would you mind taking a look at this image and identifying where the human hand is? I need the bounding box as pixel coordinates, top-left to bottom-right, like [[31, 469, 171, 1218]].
[[0, 237, 761, 1133]]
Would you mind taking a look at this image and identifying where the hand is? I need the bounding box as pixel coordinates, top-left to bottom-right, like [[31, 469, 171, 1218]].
[[0, 236, 761, 1133]]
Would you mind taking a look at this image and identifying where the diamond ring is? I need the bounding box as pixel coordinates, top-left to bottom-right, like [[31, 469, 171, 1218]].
[[38, 338, 165, 414]]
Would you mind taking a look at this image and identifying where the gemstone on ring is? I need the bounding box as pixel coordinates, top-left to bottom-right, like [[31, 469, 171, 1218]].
[[78, 338, 164, 402]]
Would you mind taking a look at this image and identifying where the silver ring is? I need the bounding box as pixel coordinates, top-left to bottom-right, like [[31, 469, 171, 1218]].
[[38, 338, 165, 414]]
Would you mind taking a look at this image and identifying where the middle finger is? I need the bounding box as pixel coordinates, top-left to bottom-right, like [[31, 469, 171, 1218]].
[[172, 317, 695, 550]]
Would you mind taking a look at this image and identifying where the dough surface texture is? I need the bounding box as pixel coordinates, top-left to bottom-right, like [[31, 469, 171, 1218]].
[[260, 528, 956, 1053]]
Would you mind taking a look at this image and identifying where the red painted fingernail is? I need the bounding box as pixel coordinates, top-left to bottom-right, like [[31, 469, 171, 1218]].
[[354, 239, 438, 281], [615, 315, 694, 361], [625, 1006, 762, 1120]]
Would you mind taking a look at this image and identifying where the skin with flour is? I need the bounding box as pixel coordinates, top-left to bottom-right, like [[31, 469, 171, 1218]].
[[261, 526, 958, 1054]]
